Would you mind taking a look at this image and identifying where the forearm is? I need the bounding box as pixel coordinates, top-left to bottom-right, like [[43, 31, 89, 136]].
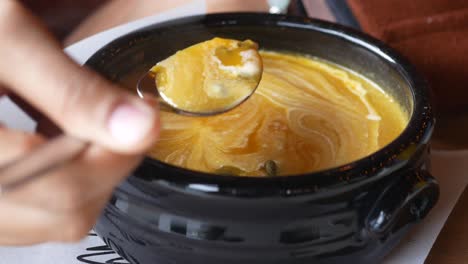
[[64, 0, 269, 45]]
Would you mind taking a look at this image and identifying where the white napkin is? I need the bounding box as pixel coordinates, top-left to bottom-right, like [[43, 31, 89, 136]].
[[1, 1, 467, 263]]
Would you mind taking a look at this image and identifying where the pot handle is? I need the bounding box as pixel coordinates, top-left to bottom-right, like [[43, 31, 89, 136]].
[[365, 170, 439, 237]]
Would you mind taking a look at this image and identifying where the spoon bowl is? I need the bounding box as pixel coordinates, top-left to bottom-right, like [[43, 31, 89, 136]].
[[136, 38, 263, 116], [136, 70, 260, 116]]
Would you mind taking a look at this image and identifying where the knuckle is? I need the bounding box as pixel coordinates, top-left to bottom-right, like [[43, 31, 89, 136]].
[[0, 131, 43, 164], [0, 1, 20, 14], [15, 133, 43, 154], [0, 1, 23, 28], [58, 73, 118, 133]]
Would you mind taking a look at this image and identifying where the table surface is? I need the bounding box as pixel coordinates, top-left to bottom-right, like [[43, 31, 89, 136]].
[[425, 185, 468, 263], [1, 1, 467, 263]]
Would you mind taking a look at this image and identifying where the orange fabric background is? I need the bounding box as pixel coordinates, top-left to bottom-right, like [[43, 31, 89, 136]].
[[347, 0, 468, 114]]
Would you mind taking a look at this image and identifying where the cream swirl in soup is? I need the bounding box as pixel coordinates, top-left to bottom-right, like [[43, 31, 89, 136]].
[[148, 51, 408, 176]]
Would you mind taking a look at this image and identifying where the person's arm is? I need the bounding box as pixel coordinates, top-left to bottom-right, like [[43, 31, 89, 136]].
[[64, 0, 270, 45], [0, 0, 159, 245]]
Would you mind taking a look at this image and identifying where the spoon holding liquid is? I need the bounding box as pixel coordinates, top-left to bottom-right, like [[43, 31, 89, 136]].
[[137, 37, 263, 116], [0, 38, 263, 195]]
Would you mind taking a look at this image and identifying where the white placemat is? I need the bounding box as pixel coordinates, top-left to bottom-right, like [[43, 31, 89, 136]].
[[1, 1, 467, 263]]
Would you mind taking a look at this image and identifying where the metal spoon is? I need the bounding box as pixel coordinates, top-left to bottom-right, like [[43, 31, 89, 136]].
[[137, 37, 262, 116], [267, 0, 291, 14], [136, 70, 260, 117]]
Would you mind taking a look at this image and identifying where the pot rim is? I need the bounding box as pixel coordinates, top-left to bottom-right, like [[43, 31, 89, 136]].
[[85, 12, 433, 189]]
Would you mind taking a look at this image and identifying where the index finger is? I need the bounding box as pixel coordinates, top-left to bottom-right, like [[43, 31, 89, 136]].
[[0, 2, 160, 154]]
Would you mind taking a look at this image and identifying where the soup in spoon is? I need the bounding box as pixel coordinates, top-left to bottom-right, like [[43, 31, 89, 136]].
[[150, 37, 262, 114]]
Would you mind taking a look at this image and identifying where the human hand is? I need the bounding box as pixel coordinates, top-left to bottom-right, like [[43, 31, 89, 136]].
[[0, 1, 160, 245]]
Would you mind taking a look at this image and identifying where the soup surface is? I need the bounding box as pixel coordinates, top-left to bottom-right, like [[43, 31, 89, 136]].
[[123, 51, 408, 176], [151, 38, 262, 114]]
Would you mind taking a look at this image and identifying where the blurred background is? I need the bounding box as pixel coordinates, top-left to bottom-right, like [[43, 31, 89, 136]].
[[19, 0, 468, 150]]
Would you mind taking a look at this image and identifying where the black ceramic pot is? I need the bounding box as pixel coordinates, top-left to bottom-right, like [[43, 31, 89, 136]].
[[85, 13, 438, 264]]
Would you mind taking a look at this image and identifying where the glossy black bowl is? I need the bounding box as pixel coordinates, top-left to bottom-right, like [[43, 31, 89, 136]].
[[85, 13, 438, 264]]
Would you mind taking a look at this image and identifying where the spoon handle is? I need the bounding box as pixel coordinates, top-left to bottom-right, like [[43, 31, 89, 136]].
[[0, 134, 88, 195]]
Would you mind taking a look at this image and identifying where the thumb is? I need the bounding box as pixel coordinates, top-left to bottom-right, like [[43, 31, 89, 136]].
[[0, 1, 159, 154]]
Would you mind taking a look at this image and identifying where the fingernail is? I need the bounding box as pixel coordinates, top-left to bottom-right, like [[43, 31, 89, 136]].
[[108, 102, 154, 146]]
